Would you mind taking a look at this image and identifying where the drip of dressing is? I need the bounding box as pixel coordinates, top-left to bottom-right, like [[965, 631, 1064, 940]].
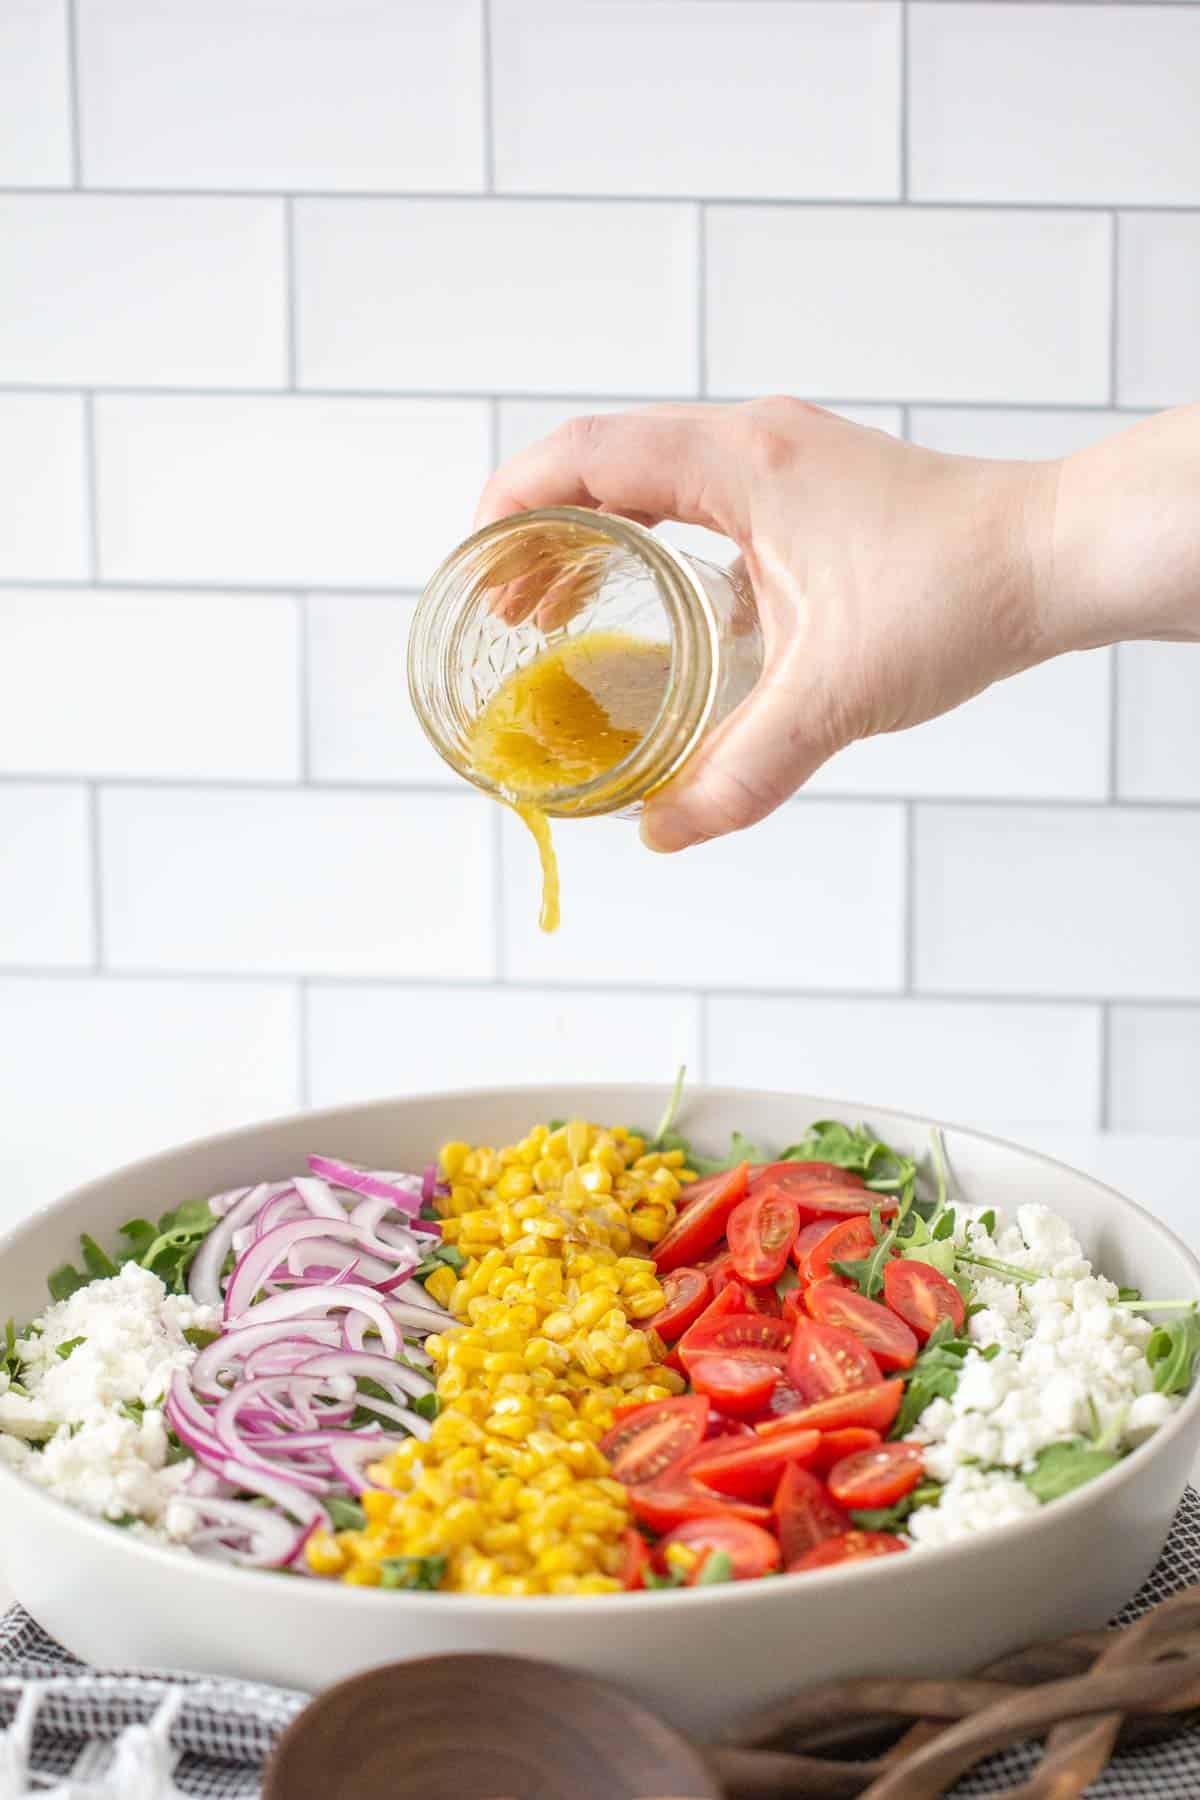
[[467, 631, 672, 932]]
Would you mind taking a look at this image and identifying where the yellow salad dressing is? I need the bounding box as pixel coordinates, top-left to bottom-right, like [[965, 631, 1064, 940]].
[[466, 631, 671, 933]]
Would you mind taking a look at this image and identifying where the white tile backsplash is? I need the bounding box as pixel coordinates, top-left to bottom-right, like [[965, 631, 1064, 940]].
[[0, 393, 88, 580], [296, 200, 698, 396], [94, 395, 490, 588], [492, 1, 900, 200], [0, 196, 286, 388], [0, 0, 71, 185], [1110, 1007, 1200, 1135], [1117, 644, 1200, 804], [100, 787, 496, 978], [1117, 214, 1200, 410], [306, 594, 457, 786], [707, 995, 1101, 1129], [501, 803, 906, 991], [0, 784, 94, 968], [915, 806, 1200, 1000], [910, 4, 1200, 205], [77, 0, 484, 193], [705, 208, 1111, 404], [307, 983, 703, 1107], [0, 976, 299, 1224], [0, 0, 1195, 1213], [0, 588, 300, 779]]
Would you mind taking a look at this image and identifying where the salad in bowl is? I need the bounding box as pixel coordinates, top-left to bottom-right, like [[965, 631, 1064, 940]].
[[2, 1081, 1194, 1601]]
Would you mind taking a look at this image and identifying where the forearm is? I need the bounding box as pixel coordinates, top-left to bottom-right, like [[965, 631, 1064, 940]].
[[1042, 403, 1200, 655]]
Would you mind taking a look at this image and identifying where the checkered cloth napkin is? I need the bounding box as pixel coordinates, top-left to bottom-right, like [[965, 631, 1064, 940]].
[[5, 1494, 1200, 1795]]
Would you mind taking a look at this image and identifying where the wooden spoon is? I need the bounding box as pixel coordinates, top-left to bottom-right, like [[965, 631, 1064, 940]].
[[261, 1653, 724, 1800]]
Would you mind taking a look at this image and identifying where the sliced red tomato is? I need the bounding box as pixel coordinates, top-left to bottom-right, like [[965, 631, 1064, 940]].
[[783, 1183, 899, 1231], [618, 1527, 649, 1590], [827, 1442, 925, 1510], [661, 1514, 782, 1583], [688, 1428, 821, 1502], [643, 1267, 712, 1343], [747, 1162, 868, 1197], [772, 1463, 850, 1564], [787, 1321, 882, 1403], [762, 1377, 806, 1419], [799, 1215, 877, 1284], [883, 1259, 966, 1343], [727, 1190, 799, 1286], [698, 1258, 784, 1313], [686, 1352, 779, 1417], [676, 1280, 752, 1358], [682, 1309, 791, 1370], [806, 1284, 918, 1372], [627, 1447, 773, 1534], [652, 1163, 750, 1274], [781, 1287, 808, 1328], [806, 1427, 882, 1475], [704, 1413, 756, 1441], [789, 1530, 907, 1573], [675, 1168, 746, 1212], [598, 1394, 709, 1486], [755, 1381, 904, 1439]]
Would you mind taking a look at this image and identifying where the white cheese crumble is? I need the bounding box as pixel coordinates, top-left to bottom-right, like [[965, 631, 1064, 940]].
[[0, 1262, 218, 1533], [904, 1203, 1181, 1548]]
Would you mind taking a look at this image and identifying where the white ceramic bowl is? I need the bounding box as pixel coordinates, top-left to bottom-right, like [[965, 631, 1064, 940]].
[[1, 1085, 1198, 1738]]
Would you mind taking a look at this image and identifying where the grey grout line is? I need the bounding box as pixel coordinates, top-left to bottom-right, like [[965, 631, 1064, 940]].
[[696, 204, 707, 397], [1109, 211, 1121, 407], [487, 395, 500, 472], [64, 0, 82, 187], [481, 0, 496, 193], [902, 801, 916, 992], [1107, 646, 1121, 802], [283, 197, 299, 389], [0, 385, 1165, 413], [5, 185, 1200, 211], [1097, 1003, 1112, 1131], [295, 593, 311, 782], [296, 980, 311, 1109], [899, 1, 910, 202], [3, 771, 1198, 813], [80, 392, 99, 580], [899, 402, 912, 443], [86, 785, 104, 969]]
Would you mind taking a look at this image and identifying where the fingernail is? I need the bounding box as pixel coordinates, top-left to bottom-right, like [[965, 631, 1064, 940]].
[[640, 805, 692, 854]]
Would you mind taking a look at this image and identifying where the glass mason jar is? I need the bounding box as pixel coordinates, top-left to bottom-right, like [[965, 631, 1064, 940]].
[[407, 506, 763, 820]]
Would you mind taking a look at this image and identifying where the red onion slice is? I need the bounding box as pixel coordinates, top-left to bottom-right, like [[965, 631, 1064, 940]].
[[185, 1499, 308, 1568], [308, 1156, 423, 1216], [188, 1181, 288, 1308], [223, 1219, 416, 1321]]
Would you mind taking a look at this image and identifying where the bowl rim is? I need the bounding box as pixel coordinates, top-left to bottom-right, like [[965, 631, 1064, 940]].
[[2, 1081, 1197, 1615]]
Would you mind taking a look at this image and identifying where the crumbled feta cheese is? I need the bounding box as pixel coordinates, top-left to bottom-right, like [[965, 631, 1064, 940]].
[[904, 1200, 1182, 1549], [0, 1262, 218, 1531]]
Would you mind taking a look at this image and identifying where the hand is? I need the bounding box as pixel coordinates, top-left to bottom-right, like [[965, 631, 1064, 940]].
[[474, 398, 1200, 852]]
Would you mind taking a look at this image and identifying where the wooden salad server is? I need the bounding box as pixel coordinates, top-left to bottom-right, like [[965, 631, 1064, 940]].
[[263, 1589, 1200, 1800]]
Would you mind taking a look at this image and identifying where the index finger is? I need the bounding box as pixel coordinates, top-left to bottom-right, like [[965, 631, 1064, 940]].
[[473, 404, 749, 541]]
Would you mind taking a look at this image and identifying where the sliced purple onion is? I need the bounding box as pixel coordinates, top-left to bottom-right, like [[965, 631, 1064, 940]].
[[307, 1156, 423, 1216], [185, 1498, 308, 1568]]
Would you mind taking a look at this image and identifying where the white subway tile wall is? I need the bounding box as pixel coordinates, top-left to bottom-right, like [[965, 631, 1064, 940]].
[[0, 0, 1198, 1228]]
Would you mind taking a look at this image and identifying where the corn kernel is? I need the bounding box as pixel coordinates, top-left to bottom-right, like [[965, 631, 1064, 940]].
[[305, 1530, 347, 1576]]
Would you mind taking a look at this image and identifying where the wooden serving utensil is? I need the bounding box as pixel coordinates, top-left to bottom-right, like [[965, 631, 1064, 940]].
[[262, 1588, 1200, 1800]]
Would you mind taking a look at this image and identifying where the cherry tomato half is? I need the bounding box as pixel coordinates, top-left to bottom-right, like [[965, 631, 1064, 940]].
[[747, 1162, 868, 1197], [619, 1527, 650, 1590], [787, 1321, 882, 1403], [806, 1284, 919, 1372], [688, 1428, 821, 1502], [686, 1352, 779, 1418], [755, 1381, 904, 1439], [789, 1530, 906, 1573], [661, 1514, 782, 1583], [652, 1163, 750, 1274], [883, 1259, 966, 1343], [827, 1442, 925, 1510], [644, 1267, 712, 1343], [783, 1183, 898, 1231], [627, 1447, 773, 1534], [682, 1309, 791, 1371], [799, 1215, 877, 1284], [676, 1281, 753, 1358], [805, 1427, 882, 1476], [598, 1394, 709, 1486], [773, 1463, 850, 1564], [727, 1191, 800, 1286]]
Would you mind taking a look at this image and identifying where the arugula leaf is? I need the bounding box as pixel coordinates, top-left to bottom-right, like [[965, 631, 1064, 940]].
[[694, 1549, 734, 1585], [1022, 1440, 1123, 1503], [119, 1400, 146, 1425], [326, 1496, 367, 1532], [650, 1066, 687, 1149], [643, 1567, 686, 1590], [547, 1118, 566, 1133], [45, 1201, 218, 1303], [775, 1266, 801, 1300], [849, 1482, 943, 1533], [56, 1336, 86, 1360], [414, 1244, 465, 1282], [890, 1321, 985, 1440], [2, 1319, 24, 1384], [184, 1327, 220, 1350], [833, 1207, 902, 1300], [412, 1391, 440, 1422], [1116, 1286, 1142, 1304], [978, 1210, 997, 1237], [778, 1121, 916, 1194], [1146, 1308, 1200, 1396], [380, 1554, 447, 1591]]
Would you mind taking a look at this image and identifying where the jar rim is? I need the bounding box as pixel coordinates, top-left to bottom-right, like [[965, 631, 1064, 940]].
[[408, 506, 723, 817]]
